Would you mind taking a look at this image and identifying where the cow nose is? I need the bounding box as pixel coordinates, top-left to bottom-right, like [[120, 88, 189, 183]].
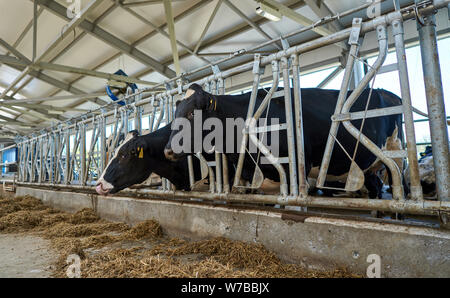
[[164, 148, 174, 160]]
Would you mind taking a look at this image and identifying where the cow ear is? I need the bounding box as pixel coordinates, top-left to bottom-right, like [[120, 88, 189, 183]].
[[125, 130, 139, 141], [188, 83, 204, 93], [189, 85, 211, 110], [129, 130, 139, 138]]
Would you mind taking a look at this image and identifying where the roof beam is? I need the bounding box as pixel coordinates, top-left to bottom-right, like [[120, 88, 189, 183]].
[[193, 0, 223, 54], [0, 7, 44, 68], [122, 0, 187, 7], [44, 0, 212, 107], [1, 0, 107, 99], [0, 114, 40, 127], [130, 0, 214, 48], [0, 39, 109, 107], [304, 0, 343, 31], [133, 0, 306, 80], [35, 0, 176, 79], [303, 0, 348, 50], [163, 0, 181, 76], [3, 92, 108, 104], [12, 108, 61, 122], [32, 0, 38, 61], [223, 0, 281, 50], [35, 62, 158, 86], [13, 1, 119, 97], [116, 0, 210, 64], [0, 88, 60, 122], [1, 102, 89, 113], [256, 0, 336, 37], [3, 61, 107, 105]]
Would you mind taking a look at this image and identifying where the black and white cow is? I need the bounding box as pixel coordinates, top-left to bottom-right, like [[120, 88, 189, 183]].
[[164, 84, 407, 198], [96, 123, 203, 195], [405, 145, 441, 197]]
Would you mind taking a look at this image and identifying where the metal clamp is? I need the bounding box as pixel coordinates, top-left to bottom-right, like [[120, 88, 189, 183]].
[[165, 82, 173, 91], [414, 3, 426, 26], [252, 54, 265, 75], [281, 38, 290, 50], [211, 65, 221, 76], [348, 18, 362, 45], [176, 78, 183, 95]]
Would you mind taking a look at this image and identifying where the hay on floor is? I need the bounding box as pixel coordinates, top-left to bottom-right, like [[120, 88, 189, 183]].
[[0, 195, 360, 278]]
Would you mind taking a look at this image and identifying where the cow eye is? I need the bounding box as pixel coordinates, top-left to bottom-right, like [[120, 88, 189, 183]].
[[187, 111, 194, 119]]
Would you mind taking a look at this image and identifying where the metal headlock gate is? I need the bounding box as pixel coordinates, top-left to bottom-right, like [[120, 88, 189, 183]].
[[13, 0, 450, 224]]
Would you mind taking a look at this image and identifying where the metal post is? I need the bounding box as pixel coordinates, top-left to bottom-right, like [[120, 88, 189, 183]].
[[342, 25, 404, 201], [80, 124, 86, 185], [392, 19, 423, 201], [211, 80, 223, 193], [134, 103, 142, 134], [291, 54, 308, 197], [417, 13, 450, 223], [53, 132, 61, 183], [154, 99, 165, 130], [65, 129, 70, 184], [281, 57, 298, 196], [50, 134, 55, 183], [149, 96, 157, 132], [100, 116, 106, 172], [187, 156, 195, 189], [317, 18, 362, 188], [30, 140, 35, 182], [218, 77, 230, 193], [39, 137, 44, 183], [32, 0, 38, 62], [222, 154, 230, 193], [233, 54, 263, 188]]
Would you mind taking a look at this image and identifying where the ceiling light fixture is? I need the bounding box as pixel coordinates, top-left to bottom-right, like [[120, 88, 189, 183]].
[[256, 3, 282, 22]]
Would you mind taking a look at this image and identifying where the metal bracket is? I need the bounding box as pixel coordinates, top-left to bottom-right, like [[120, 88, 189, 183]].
[[281, 38, 290, 50], [349, 18, 362, 45], [165, 82, 173, 91], [176, 78, 183, 95], [211, 65, 221, 76], [414, 0, 426, 27], [152, 97, 160, 107], [252, 54, 265, 75]]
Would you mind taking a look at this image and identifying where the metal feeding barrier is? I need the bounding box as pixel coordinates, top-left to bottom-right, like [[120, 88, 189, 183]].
[[12, 1, 450, 224]]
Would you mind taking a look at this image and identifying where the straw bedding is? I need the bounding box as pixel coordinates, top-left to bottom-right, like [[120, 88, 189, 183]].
[[0, 195, 359, 278]]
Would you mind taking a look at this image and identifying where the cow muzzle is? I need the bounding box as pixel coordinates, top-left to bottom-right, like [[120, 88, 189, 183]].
[[95, 179, 114, 195]]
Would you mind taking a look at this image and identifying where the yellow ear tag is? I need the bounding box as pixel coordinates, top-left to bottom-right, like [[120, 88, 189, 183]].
[[138, 147, 144, 159]]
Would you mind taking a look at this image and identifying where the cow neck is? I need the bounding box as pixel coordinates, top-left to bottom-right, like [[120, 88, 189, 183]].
[[138, 124, 189, 189], [139, 124, 171, 161], [205, 94, 249, 120]]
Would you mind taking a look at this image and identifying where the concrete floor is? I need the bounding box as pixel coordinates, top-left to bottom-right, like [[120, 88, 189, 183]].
[[0, 234, 56, 278]]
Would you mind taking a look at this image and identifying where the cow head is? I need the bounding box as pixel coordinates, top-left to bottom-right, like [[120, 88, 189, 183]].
[[164, 84, 214, 161], [96, 130, 152, 195]]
